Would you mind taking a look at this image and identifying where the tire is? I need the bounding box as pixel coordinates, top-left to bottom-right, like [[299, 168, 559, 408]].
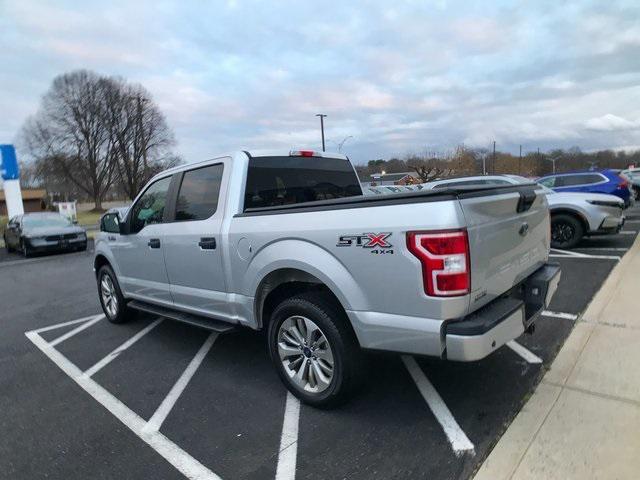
[[267, 291, 364, 408], [97, 264, 133, 324], [551, 213, 584, 249], [20, 239, 31, 258], [4, 236, 13, 253]]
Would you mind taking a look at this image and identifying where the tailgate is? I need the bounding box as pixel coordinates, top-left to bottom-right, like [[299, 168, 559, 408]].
[[458, 186, 550, 313]]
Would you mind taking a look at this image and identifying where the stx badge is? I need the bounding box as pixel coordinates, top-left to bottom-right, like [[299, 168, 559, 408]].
[[336, 233, 393, 254]]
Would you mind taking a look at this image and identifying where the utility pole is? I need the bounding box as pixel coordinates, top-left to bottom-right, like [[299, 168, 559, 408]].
[[519, 144, 522, 175], [315, 114, 327, 152]]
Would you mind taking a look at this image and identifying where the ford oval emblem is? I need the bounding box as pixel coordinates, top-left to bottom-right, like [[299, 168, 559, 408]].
[[519, 222, 529, 237]]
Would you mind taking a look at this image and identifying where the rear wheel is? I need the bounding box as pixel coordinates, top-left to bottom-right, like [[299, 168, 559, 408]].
[[97, 265, 133, 323], [267, 291, 364, 408], [551, 213, 584, 249]]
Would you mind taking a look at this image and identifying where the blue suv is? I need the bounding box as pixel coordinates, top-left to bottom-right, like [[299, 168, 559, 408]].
[[538, 169, 633, 207]]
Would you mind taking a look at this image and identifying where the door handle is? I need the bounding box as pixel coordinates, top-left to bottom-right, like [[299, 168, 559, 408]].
[[148, 238, 161, 249], [198, 237, 216, 250]]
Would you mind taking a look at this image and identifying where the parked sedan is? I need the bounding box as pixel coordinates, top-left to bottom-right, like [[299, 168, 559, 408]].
[[537, 169, 632, 208], [3, 212, 88, 257], [421, 175, 625, 249]]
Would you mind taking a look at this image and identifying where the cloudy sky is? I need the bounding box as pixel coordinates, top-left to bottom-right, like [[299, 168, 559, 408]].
[[1, 0, 639, 165]]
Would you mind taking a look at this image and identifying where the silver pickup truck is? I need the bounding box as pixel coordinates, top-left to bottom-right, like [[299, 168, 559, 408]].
[[95, 150, 560, 407]]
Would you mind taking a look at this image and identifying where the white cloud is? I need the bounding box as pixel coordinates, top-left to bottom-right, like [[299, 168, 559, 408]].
[[585, 114, 640, 132], [2, 0, 640, 164]]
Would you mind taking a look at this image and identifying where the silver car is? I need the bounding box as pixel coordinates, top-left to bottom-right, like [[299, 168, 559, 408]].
[[422, 175, 625, 249]]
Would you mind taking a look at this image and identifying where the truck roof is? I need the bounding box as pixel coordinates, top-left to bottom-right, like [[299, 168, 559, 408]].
[[159, 149, 348, 177]]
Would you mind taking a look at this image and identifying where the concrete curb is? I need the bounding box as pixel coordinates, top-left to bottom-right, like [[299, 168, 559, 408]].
[[474, 233, 640, 480]]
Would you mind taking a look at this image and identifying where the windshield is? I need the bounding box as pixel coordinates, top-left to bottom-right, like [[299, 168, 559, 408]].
[[536, 184, 555, 194], [23, 215, 72, 228]]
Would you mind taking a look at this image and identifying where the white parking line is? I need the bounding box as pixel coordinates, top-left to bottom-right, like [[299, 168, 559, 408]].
[[402, 356, 475, 456], [542, 310, 578, 320], [49, 315, 104, 347], [549, 254, 620, 260], [83, 319, 163, 378], [25, 330, 222, 480], [275, 392, 301, 480], [144, 332, 218, 433], [550, 248, 588, 257], [506, 341, 543, 364], [33, 314, 102, 334]]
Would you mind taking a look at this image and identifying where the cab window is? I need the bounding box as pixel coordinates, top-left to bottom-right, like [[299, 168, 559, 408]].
[[129, 176, 172, 233], [174, 164, 224, 221]]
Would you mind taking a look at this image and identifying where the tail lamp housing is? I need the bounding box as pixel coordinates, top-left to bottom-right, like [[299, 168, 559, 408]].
[[407, 229, 470, 297], [617, 176, 629, 189]]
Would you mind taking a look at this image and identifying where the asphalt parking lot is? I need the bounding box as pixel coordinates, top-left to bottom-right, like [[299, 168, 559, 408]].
[[1, 207, 639, 480]]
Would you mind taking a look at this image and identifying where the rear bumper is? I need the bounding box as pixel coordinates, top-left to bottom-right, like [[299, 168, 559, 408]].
[[347, 262, 561, 359], [444, 263, 561, 361]]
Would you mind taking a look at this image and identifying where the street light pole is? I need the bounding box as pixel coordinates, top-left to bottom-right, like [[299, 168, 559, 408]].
[[315, 114, 327, 152]]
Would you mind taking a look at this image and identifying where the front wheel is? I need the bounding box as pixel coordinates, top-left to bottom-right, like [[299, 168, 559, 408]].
[[551, 214, 584, 249], [97, 265, 133, 323], [268, 291, 364, 408], [20, 239, 31, 258]]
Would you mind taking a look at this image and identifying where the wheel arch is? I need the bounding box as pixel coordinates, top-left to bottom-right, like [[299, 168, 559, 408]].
[[550, 208, 590, 233]]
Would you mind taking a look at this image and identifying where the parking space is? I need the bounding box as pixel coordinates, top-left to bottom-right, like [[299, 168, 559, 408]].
[[4, 205, 639, 480]]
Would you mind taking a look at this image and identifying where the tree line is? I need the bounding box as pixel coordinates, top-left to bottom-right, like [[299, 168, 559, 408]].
[[20, 70, 180, 210], [356, 145, 640, 183]]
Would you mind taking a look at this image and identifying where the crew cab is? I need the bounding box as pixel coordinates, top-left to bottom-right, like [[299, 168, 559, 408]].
[[95, 150, 560, 407]]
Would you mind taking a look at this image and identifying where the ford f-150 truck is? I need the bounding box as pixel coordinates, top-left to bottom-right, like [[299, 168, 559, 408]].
[[95, 150, 561, 407]]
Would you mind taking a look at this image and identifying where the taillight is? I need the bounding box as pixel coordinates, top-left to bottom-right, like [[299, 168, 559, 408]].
[[290, 150, 317, 157], [407, 229, 470, 297], [618, 176, 629, 189]]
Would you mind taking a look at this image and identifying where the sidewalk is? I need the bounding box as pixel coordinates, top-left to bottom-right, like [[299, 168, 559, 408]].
[[475, 235, 640, 480]]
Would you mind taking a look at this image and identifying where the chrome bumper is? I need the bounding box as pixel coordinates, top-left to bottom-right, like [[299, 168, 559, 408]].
[[445, 263, 561, 362]]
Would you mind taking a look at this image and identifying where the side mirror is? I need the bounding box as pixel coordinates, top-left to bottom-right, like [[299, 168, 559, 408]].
[[118, 219, 128, 235], [100, 213, 122, 234]]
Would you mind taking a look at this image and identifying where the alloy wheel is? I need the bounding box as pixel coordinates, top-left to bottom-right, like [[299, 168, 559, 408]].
[[100, 274, 119, 318], [277, 315, 334, 393], [552, 222, 574, 244]]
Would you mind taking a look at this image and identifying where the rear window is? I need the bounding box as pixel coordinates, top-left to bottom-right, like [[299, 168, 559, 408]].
[[243, 156, 362, 210]]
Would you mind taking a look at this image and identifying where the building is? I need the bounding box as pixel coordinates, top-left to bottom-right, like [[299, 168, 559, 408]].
[[366, 171, 421, 187], [0, 188, 47, 216]]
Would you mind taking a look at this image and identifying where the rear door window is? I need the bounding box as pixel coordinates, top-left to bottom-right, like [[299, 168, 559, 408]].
[[175, 164, 224, 221], [244, 156, 362, 210], [559, 174, 604, 186]]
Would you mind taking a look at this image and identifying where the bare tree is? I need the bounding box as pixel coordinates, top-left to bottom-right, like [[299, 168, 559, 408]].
[[21, 70, 179, 209], [102, 78, 175, 199], [21, 70, 117, 210]]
